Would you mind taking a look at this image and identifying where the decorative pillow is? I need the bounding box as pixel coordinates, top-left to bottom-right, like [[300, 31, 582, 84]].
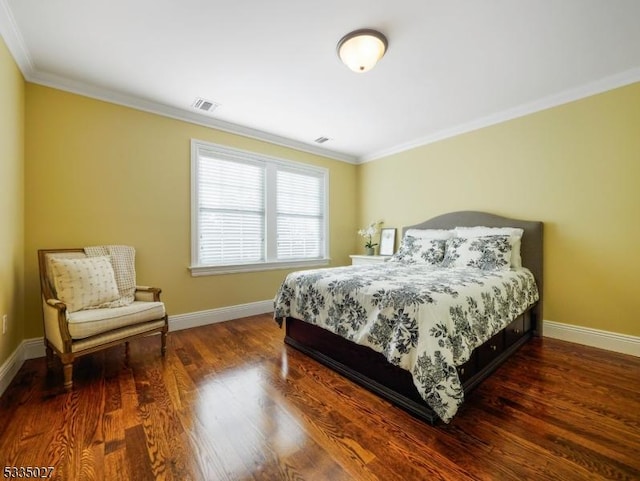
[[84, 245, 136, 308], [50, 256, 120, 313], [453, 226, 524, 267], [389, 235, 447, 266], [442, 235, 513, 270]]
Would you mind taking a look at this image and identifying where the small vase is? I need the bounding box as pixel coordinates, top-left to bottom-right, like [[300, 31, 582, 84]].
[[365, 247, 375, 256]]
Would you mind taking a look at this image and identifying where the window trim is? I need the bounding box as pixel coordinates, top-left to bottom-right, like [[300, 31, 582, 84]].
[[190, 139, 330, 275]]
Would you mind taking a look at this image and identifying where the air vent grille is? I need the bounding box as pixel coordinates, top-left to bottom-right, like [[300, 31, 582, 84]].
[[192, 97, 220, 113]]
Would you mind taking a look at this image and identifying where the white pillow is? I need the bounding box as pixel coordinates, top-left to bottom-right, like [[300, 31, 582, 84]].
[[50, 256, 120, 313], [442, 235, 513, 270], [404, 229, 453, 240], [453, 226, 523, 268]]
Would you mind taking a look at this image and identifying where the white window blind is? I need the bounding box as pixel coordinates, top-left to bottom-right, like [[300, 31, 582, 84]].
[[198, 156, 265, 265], [191, 140, 329, 274], [277, 169, 324, 259]]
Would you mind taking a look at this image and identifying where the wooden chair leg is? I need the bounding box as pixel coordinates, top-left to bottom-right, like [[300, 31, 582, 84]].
[[62, 359, 73, 391], [161, 329, 167, 357], [45, 344, 55, 370]]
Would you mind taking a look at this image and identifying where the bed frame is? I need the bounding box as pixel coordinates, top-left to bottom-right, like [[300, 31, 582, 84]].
[[284, 211, 543, 424]]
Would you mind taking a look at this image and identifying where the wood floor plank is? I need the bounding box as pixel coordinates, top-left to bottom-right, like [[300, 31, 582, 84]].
[[1, 314, 639, 480], [104, 449, 131, 481], [471, 387, 639, 470], [484, 371, 640, 452], [124, 424, 156, 481], [266, 351, 476, 480]]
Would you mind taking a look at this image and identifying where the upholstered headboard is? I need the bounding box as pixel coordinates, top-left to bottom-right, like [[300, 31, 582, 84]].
[[404, 211, 543, 335]]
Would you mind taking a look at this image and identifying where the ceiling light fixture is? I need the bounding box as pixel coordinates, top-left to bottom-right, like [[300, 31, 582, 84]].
[[337, 29, 388, 73]]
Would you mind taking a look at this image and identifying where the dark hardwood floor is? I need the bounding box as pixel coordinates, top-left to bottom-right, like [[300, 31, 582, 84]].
[[0, 314, 638, 480]]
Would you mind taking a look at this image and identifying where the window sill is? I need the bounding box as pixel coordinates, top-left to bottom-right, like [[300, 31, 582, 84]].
[[189, 258, 331, 276]]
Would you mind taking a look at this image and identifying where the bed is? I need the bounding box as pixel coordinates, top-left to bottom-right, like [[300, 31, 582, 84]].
[[274, 211, 543, 424]]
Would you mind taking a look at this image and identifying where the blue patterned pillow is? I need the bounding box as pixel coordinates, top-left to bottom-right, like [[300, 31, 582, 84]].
[[389, 235, 447, 266], [442, 235, 512, 270]]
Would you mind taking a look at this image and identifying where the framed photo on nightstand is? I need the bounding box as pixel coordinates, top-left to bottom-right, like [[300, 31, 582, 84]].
[[379, 228, 396, 256]]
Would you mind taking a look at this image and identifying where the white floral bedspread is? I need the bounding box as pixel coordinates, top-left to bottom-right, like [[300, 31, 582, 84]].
[[274, 263, 539, 422]]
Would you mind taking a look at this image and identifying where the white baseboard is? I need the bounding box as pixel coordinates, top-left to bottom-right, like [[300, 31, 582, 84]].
[[543, 320, 640, 357], [23, 338, 46, 360], [0, 300, 273, 398], [168, 299, 273, 332], [0, 342, 25, 398], [2, 309, 636, 398], [0, 338, 45, 397]]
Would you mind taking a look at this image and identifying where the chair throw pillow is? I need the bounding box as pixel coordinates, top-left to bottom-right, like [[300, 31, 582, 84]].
[[50, 256, 120, 313], [84, 245, 136, 308]]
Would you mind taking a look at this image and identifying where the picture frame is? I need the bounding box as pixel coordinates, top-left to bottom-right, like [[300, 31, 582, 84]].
[[379, 228, 396, 256]]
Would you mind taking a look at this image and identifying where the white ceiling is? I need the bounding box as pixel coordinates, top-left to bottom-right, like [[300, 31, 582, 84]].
[[2, 0, 640, 163]]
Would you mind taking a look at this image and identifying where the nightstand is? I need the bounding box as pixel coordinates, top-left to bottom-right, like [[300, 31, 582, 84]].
[[349, 255, 391, 266]]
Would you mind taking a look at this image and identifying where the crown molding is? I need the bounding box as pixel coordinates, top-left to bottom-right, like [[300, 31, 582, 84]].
[[27, 70, 359, 164], [0, 1, 357, 165], [0, 0, 34, 74], [359, 67, 640, 163], [19, 61, 640, 168], [2, 0, 638, 166]]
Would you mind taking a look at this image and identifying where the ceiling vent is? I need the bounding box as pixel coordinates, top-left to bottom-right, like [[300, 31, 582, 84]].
[[314, 136, 330, 144], [192, 97, 220, 113]]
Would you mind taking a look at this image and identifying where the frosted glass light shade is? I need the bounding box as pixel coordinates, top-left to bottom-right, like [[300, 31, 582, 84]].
[[337, 29, 388, 73]]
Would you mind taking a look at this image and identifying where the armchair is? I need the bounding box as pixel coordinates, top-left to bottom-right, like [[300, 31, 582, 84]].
[[37, 248, 168, 390]]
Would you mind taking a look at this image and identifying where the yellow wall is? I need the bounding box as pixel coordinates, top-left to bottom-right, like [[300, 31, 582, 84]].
[[6, 47, 640, 351], [0, 36, 25, 366], [24, 84, 357, 338], [358, 82, 640, 337]]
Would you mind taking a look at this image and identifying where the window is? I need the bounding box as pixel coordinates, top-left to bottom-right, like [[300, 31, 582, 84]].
[[191, 140, 329, 275]]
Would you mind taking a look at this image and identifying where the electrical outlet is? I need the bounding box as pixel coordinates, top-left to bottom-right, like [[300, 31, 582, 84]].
[[2, 315, 6, 334]]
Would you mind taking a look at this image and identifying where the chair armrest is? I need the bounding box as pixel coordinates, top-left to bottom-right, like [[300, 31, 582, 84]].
[[43, 298, 71, 352], [135, 286, 162, 302], [46, 298, 67, 310]]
